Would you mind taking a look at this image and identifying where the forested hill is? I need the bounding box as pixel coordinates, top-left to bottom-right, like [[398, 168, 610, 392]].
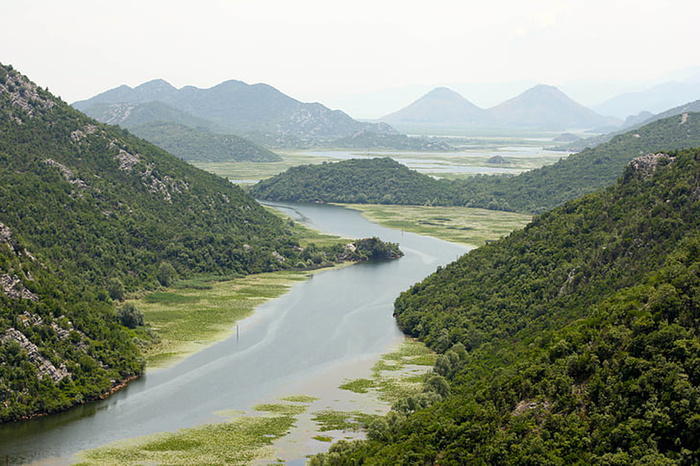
[[0, 64, 309, 422], [249, 157, 460, 205], [252, 113, 700, 215], [459, 111, 700, 213], [316, 149, 700, 464]]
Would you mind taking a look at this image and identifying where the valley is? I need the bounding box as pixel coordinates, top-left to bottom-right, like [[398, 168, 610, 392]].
[[2, 56, 700, 466]]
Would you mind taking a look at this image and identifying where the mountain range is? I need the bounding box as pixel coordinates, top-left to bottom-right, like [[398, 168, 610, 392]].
[[73, 79, 397, 147], [381, 84, 619, 131]]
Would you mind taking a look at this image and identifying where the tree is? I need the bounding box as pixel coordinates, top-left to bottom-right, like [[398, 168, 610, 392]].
[[157, 261, 176, 287], [116, 303, 144, 329]]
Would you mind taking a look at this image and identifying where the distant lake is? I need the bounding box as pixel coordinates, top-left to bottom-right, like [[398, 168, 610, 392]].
[[301, 146, 569, 177]]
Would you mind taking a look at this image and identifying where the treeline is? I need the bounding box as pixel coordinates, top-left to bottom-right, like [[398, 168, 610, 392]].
[[311, 148, 700, 464], [251, 113, 700, 214]]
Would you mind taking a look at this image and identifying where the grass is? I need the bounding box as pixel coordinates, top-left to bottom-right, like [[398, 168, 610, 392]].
[[339, 378, 375, 394], [74, 412, 297, 465], [336, 339, 438, 406], [338, 203, 531, 247], [76, 400, 315, 465], [134, 270, 313, 369], [192, 150, 334, 184], [280, 395, 318, 403]]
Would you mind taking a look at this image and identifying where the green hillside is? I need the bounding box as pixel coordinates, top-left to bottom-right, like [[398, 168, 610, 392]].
[[0, 64, 331, 422], [459, 111, 700, 213], [252, 113, 700, 215], [249, 157, 460, 205], [313, 148, 700, 464], [129, 121, 281, 162]]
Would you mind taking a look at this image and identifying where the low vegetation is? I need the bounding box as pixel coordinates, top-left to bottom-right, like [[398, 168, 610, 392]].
[[132, 271, 312, 368], [75, 403, 305, 465], [340, 204, 531, 247]]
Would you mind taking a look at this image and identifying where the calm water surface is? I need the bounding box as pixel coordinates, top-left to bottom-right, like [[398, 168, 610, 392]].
[[0, 202, 469, 464]]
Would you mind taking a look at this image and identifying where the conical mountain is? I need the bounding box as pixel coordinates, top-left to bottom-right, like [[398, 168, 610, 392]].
[[487, 84, 617, 130], [381, 87, 487, 125]]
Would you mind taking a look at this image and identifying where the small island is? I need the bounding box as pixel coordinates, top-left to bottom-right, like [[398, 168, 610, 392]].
[[339, 237, 404, 261]]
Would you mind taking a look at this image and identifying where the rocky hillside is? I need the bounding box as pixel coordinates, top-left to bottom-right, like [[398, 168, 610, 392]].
[[128, 121, 281, 163], [0, 63, 331, 422]]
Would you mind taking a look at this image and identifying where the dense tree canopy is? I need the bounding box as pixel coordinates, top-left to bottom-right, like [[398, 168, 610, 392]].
[[250, 157, 461, 205], [312, 148, 700, 464]]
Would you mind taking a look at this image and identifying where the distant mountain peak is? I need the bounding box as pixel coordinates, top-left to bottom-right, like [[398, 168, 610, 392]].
[[488, 83, 617, 130], [135, 79, 177, 92], [381, 86, 485, 125]]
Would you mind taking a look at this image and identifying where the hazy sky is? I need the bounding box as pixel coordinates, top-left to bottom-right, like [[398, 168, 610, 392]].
[[3, 0, 700, 117]]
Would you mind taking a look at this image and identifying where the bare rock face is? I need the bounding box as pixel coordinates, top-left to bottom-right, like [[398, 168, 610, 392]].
[[0, 222, 12, 244], [0, 273, 38, 301], [628, 153, 676, 180], [0, 66, 55, 118], [1, 328, 70, 383]]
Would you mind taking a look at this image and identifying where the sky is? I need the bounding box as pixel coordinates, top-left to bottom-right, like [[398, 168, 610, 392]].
[[3, 0, 700, 118]]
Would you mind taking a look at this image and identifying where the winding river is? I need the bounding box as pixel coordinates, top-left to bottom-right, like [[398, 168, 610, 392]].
[[0, 202, 469, 464]]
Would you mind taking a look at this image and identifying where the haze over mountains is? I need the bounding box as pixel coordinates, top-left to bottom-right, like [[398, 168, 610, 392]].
[[381, 84, 619, 131], [74, 79, 396, 147], [593, 79, 700, 118]]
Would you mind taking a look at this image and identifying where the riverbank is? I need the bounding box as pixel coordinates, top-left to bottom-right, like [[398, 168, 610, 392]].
[[2, 201, 469, 465], [337, 203, 531, 247], [134, 270, 321, 369], [135, 211, 365, 369], [74, 339, 435, 465]]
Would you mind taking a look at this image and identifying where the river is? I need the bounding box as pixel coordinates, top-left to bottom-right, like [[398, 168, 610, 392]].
[[0, 202, 469, 465]]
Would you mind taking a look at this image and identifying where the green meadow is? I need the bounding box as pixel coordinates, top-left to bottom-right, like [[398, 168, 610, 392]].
[[339, 203, 532, 247]]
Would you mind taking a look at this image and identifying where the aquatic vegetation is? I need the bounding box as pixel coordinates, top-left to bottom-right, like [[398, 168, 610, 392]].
[[75, 414, 296, 465], [312, 410, 379, 433]]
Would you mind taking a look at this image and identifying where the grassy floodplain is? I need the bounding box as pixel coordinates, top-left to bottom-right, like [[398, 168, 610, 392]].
[[195, 136, 568, 186], [75, 402, 309, 465], [134, 216, 350, 369], [192, 150, 334, 184], [134, 271, 311, 368], [338, 203, 532, 247], [75, 339, 436, 465]]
